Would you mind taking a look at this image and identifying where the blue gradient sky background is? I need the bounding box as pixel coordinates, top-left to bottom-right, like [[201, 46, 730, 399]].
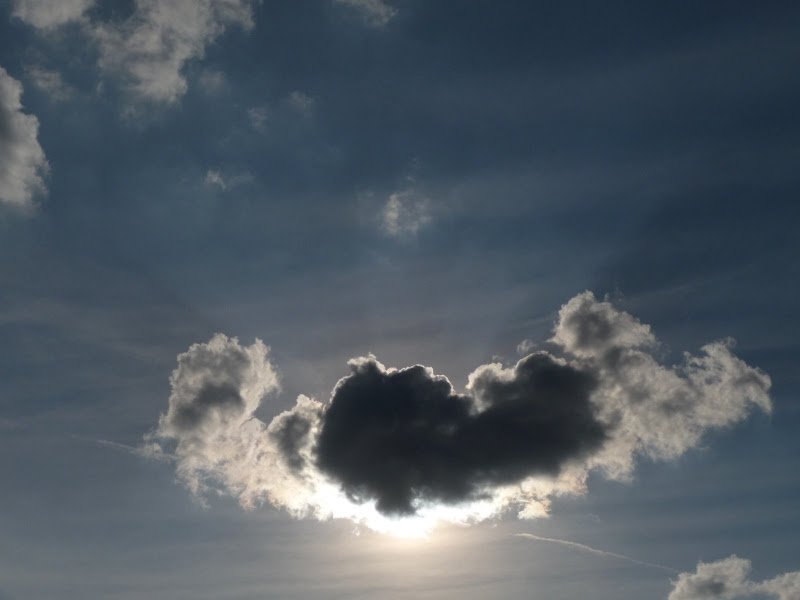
[[1, 1, 799, 598]]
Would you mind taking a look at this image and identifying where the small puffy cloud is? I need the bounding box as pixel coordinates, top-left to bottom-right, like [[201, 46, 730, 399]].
[[334, 0, 397, 27], [148, 292, 772, 535], [668, 556, 800, 600], [287, 91, 314, 116], [247, 106, 268, 131], [203, 168, 252, 190], [11, 0, 94, 30], [0, 66, 49, 211], [552, 291, 656, 358], [381, 190, 431, 237], [204, 169, 226, 189], [25, 65, 73, 101]]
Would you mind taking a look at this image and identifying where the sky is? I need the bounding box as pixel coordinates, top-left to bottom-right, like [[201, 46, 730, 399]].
[[1, 1, 799, 598]]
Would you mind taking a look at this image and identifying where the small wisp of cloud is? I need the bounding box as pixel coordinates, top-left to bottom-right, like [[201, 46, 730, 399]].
[[287, 91, 314, 117], [25, 65, 74, 101], [204, 169, 253, 191], [204, 170, 227, 190], [516, 338, 537, 355], [515, 533, 678, 573], [247, 106, 268, 131], [334, 0, 398, 27], [381, 190, 431, 238]]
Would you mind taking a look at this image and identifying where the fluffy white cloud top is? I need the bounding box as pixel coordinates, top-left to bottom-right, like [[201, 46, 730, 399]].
[[0, 66, 48, 210], [668, 556, 800, 600]]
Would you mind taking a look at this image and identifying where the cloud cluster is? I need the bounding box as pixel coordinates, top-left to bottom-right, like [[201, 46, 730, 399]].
[[668, 556, 800, 600], [13, 0, 258, 104], [148, 292, 772, 533], [0, 66, 48, 211]]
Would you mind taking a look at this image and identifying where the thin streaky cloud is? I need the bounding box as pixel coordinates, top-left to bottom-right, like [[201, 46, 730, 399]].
[[72, 436, 176, 462], [515, 533, 679, 573]]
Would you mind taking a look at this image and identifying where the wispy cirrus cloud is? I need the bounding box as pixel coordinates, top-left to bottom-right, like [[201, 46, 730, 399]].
[[203, 168, 253, 190], [334, 0, 397, 27]]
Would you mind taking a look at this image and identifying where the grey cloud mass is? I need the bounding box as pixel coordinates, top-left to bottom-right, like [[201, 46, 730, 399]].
[[11, 0, 93, 30], [14, 0, 258, 104], [149, 292, 772, 530], [0, 66, 48, 210], [668, 556, 800, 600]]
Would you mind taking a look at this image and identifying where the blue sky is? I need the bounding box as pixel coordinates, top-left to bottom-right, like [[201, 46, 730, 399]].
[[1, 1, 799, 598]]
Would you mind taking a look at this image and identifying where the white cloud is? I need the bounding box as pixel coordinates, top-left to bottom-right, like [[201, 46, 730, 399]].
[[554, 292, 772, 478], [668, 556, 800, 600], [146, 334, 281, 505], [0, 66, 49, 211], [381, 190, 431, 237], [334, 0, 397, 27], [11, 0, 94, 30], [90, 0, 257, 104], [25, 65, 73, 101]]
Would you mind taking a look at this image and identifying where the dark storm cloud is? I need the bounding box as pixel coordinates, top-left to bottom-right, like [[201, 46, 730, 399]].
[[292, 353, 605, 515]]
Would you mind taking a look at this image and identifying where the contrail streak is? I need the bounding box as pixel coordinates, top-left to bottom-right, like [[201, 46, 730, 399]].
[[515, 533, 679, 573], [72, 435, 176, 462]]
